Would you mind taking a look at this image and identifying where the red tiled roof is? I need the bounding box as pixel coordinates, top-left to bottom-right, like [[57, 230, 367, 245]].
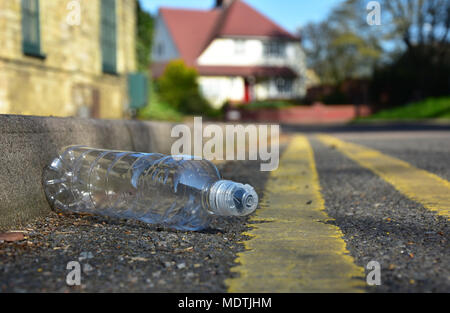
[[158, 0, 299, 66], [159, 8, 221, 66], [217, 0, 298, 40]]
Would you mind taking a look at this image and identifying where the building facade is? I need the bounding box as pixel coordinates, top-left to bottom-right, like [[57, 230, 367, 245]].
[[151, 0, 307, 108], [0, 0, 140, 119]]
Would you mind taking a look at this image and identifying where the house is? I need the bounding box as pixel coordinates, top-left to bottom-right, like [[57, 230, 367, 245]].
[[0, 0, 146, 119], [151, 0, 307, 108]]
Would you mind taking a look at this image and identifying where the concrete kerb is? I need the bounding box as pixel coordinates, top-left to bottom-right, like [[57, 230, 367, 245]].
[[0, 115, 177, 231]]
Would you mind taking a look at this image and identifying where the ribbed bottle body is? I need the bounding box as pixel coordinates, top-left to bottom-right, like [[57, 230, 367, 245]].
[[43, 146, 222, 230]]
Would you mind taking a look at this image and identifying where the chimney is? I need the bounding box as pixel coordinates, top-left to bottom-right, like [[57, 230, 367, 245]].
[[215, 0, 234, 8]]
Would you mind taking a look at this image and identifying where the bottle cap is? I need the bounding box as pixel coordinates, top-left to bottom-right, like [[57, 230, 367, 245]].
[[209, 180, 258, 216]]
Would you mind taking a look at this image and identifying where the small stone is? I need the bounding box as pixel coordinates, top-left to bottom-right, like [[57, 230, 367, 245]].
[[0, 232, 24, 242], [186, 272, 195, 278]]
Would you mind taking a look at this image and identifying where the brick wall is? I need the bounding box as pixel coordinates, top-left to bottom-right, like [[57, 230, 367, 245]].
[[227, 102, 372, 124], [0, 0, 136, 118]]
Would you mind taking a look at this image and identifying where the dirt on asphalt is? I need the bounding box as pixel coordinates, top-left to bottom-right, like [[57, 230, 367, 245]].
[[0, 159, 271, 292]]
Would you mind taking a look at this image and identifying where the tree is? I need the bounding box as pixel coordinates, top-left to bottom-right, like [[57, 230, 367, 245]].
[[136, 1, 154, 72], [370, 0, 450, 105], [300, 0, 383, 84], [157, 60, 210, 114], [300, 0, 449, 105], [377, 0, 450, 49]]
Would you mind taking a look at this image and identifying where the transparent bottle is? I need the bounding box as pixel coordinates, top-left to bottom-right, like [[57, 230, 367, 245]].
[[42, 146, 258, 231]]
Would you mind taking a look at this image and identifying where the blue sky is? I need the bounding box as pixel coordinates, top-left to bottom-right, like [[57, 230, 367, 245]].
[[139, 0, 345, 33]]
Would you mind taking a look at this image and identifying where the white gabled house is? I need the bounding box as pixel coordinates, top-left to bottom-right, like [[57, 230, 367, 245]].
[[151, 0, 307, 108]]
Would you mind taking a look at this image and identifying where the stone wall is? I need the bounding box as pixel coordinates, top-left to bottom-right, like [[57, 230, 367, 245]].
[[0, 0, 136, 118]]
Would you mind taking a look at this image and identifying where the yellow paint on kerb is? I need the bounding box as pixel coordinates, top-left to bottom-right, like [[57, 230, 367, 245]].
[[317, 134, 450, 219], [226, 135, 365, 292]]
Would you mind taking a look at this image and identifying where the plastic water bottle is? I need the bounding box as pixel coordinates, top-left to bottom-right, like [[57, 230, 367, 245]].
[[42, 146, 258, 231]]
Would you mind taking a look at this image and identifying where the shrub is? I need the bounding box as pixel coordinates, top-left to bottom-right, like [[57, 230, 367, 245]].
[[137, 81, 183, 122], [157, 60, 211, 115]]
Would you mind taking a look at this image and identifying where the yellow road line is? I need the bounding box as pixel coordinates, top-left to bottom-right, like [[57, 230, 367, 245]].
[[226, 135, 365, 292], [317, 134, 450, 219]]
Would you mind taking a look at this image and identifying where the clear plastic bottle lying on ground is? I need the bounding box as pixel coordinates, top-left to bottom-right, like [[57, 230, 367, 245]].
[[42, 146, 258, 231]]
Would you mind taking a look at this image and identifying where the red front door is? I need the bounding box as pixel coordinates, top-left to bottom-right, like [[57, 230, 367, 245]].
[[244, 78, 251, 103]]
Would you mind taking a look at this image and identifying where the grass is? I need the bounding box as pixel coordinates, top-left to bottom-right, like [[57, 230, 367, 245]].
[[138, 100, 184, 122], [138, 82, 225, 121], [361, 97, 450, 120], [137, 84, 184, 122]]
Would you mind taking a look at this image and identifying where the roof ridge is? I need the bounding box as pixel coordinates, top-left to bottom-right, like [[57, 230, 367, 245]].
[[198, 0, 238, 59], [219, 0, 298, 40]]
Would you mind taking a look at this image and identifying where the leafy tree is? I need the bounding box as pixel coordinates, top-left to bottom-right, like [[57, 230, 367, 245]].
[[136, 1, 154, 72], [300, 0, 383, 84], [157, 60, 211, 115], [376, 0, 450, 49], [370, 0, 450, 105], [300, 0, 449, 105]]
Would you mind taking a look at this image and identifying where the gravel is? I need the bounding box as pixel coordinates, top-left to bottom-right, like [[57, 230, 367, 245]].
[[0, 159, 271, 293]]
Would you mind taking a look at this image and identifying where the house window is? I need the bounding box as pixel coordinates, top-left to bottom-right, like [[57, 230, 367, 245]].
[[275, 78, 293, 94], [264, 41, 285, 57], [234, 39, 245, 55], [21, 0, 44, 58], [101, 0, 117, 74]]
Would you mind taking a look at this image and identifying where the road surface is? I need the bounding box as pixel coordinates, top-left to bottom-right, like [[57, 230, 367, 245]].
[[1, 124, 449, 292]]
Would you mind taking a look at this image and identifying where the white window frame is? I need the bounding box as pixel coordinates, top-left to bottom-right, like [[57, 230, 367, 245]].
[[264, 41, 286, 58]]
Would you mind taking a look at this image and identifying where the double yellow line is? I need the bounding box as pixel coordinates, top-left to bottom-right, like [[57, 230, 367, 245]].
[[226, 135, 365, 292], [318, 134, 450, 219], [226, 134, 450, 292]]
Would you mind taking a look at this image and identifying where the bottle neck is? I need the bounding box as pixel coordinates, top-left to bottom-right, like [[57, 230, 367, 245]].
[[202, 180, 258, 217]]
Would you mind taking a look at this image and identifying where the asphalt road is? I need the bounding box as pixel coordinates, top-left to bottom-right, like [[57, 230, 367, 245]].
[[310, 131, 450, 292], [0, 124, 449, 292]]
